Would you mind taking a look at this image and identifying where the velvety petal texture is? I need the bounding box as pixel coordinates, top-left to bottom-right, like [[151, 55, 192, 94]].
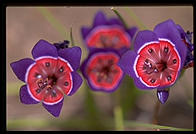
[[58, 46, 82, 71], [32, 39, 58, 59], [153, 19, 187, 69], [93, 11, 107, 27], [20, 85, 40, 104], [67, 72, 83, 96], [134, 30, 159, 53], [10, 58, 35, 82], [42, 98, 64, 117]]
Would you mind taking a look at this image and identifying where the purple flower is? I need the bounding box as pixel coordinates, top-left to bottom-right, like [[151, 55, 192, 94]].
[[10, 39, 83, 117], [176, 25, 194, 69], [118, 19, 188, 104], [81, 11, 138, 55], [81, 49, 124, 93]]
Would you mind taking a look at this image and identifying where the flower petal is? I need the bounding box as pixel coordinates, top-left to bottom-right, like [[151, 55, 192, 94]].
[[10, 58, 35, 82], [134, 30, 159, 53], [20, 85, 40, 104], [32, 39, 58, 59], [126, 26, 138, 39], [42, 97, 64, 117], [58, 46, 82, 71], [118, 50, 137, 77], [81, 26, 92, 40], [153, 19, 187, 68], [93, 11, 107, 27], [67, 71, 83, 96]]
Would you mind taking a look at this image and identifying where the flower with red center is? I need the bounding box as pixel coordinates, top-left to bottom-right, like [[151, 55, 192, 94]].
[[118, 19, 188, 104], [10, 39, 83, 117], [81, 11, 137, 54], [81, 49, 124, 92]]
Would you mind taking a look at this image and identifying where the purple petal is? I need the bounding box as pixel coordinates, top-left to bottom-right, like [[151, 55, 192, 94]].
[[67, 71, 83, 96], [107, 18, 123, 26], [126, 26, 138, 39], [134, 77, 155, 90], [81, 26, 92, 40], [176, 24, 186, 39], [32, 39, 58, 59], [93, 11, 107, 27], [10, 58, 35, 82], [118, 50, 137, 77], [58, 46, 82, 71], [20, 85, 40, 104], [118, 50, 154, 90], [157, 89, 169, 104], [134, 30, 159, 53], [153, 19, 187, 68], [42, 98, 64, 117]]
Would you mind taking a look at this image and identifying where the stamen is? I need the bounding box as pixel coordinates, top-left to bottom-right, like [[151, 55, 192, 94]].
[[154, 68, 158, 73], [164, 47, 168, 53], [64, 81, 69, 86], [151, 79, 156, 83], [148, 48, 153, 53], [51, 90, 57, 97], [167, 76, 171, 81], [36, 88, 41, 93], [173, 59, 177, 64], [45, 62, 50, 67], [59, 66, 64, 72]]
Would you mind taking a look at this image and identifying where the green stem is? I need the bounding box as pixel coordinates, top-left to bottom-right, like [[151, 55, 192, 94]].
[[36, 7, 68, 39], [113, 90, 124, 131], [70, 27, 75, 46], [124, 8, 147, 30], [111, 7, 129, 29]]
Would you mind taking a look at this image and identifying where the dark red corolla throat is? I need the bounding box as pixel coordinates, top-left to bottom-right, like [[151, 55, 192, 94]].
[[135, 39, 180, 87], [27, 57, 73, 104], [86, 52, 123, 90]]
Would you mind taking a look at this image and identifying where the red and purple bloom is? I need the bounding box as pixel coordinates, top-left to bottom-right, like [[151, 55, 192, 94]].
[[81, 11, 137, 54], [81, 49, 124, 92], [10, 40, 83, 117], [118, 19, 192, 104]]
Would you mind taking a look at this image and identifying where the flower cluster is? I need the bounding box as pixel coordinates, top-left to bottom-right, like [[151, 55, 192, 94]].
[[80, 11, 137, 92], [10, 11, 193, 118]]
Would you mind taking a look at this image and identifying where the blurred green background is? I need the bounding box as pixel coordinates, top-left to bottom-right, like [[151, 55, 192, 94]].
[[6, 6, 193, 131]]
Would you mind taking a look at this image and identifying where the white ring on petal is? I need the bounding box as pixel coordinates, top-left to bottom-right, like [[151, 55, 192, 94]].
[[42, 96, 64, 105], [137, 41, 159, 54]]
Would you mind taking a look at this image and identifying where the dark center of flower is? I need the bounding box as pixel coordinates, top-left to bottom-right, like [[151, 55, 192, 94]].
[[86, 52, 123, 90]]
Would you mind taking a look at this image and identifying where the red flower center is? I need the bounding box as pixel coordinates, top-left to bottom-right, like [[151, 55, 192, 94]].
[[135, 39, 181, 87], [86, 52, 123, 90], [26, 57, 73, 104], [86, 26, 131, 49]]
